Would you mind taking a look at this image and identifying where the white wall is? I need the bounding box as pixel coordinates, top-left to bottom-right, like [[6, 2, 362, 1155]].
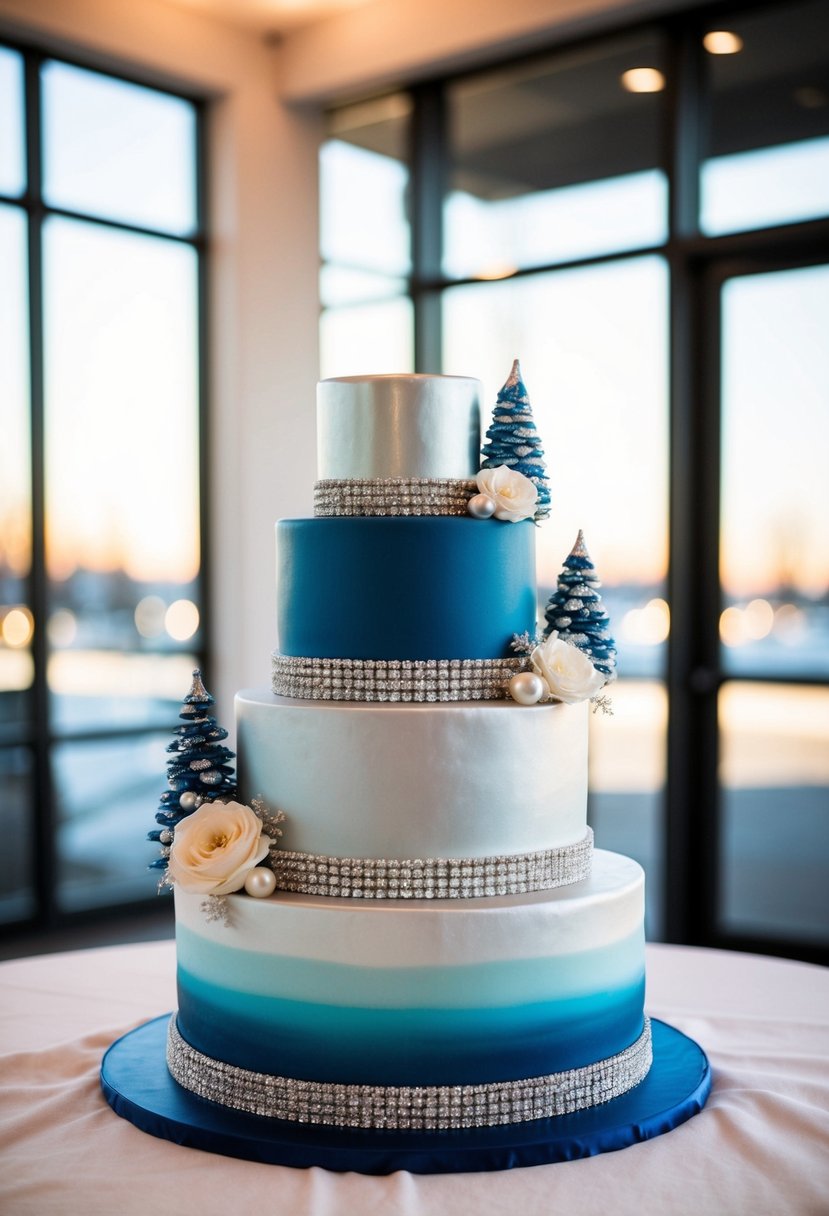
[[0, 0, 323, 721]]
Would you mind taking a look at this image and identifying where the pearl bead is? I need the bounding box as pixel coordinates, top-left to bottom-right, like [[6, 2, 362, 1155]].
[[179, 790, 199, 810], [244, 867, 277, 898], [509, 672, 546, 705], [467, 493, 496, 520], [159, 829, 173, 845]]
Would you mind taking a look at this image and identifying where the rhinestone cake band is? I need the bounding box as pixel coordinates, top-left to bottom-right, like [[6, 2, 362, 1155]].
[[167, 1017, 652, 1130], [271, 653, 524, 702], [271, 829, 593, 899], [314, 477, 478, 517]]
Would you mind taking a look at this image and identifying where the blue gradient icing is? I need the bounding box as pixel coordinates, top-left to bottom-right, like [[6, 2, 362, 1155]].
[[175, 923, 644, 1009], [277, 517, 536, 660], [176, 970, 645, 1086]]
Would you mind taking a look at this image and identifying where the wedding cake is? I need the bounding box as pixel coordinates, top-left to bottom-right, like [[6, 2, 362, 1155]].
[[157, 365, 654, 1135]]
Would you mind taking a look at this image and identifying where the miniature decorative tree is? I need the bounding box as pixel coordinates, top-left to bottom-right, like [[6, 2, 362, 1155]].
[[543, 531, 617, 681], [148, 669, 237, 871], [480, 359, 550, 519]]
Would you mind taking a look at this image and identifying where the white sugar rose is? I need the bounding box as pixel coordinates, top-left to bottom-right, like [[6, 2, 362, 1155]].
[[475, 466, 538, 522], [530, 632, 605, 705], [168, 801, 272, 896]]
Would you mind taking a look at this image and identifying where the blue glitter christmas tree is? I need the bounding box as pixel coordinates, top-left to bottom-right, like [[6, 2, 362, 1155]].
[[148, 669, 237, 871], [480, 359, 550, 519], [543, 531, 617, 681]]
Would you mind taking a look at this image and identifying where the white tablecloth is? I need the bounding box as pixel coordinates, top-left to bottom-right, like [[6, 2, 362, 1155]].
[[1, 940, 827, 1215]]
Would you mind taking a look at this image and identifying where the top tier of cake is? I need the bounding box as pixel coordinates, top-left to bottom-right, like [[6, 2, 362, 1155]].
[[317, 374, 482, 480]]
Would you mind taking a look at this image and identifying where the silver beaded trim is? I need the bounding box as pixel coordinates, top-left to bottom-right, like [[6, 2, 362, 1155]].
[[314, 478, 478, 518], [271, 653, 523, 702], [167, 1016, 652, 1130], [271, 829, 593, 899]]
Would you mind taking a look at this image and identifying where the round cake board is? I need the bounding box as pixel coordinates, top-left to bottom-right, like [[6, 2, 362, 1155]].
[[101, 1016, 711, 1175]]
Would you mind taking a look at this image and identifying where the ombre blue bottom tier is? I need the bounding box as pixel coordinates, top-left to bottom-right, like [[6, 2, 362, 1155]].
[[276, 516, 537, 660], [101, 1016, 712, 1173], [176, 969, 646, 1087]]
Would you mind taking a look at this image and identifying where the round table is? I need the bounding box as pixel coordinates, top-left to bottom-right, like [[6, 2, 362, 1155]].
[[1, 941, 827, 1215]]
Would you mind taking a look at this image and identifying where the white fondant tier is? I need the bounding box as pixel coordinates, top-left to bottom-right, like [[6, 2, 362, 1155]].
[[317, 374, 481, 479], [235, 690, 588, 860], [173, 851, 647, 1089]]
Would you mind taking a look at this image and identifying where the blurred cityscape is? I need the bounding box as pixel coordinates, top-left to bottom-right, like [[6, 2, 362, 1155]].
[[1, 560, 827, 935]]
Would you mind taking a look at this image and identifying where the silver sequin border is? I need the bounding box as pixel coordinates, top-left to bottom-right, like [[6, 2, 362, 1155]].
[[271, 653, 524, 702], [271, 829, 593, 899], [314, 477, 478, 518], [167, 1016, 652, 1130]]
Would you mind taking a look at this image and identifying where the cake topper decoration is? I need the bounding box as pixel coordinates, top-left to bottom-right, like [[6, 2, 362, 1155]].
[[467, 466, 538, 522], [507, 631, 605, 706], [150, 671, 285, 921], [479, 359, 550, 520], [148, 669, 238, 874], [543, 531, 617, 682]]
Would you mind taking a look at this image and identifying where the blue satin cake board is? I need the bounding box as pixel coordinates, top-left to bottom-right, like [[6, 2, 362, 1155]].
[[100, 1016, 711, 1174]]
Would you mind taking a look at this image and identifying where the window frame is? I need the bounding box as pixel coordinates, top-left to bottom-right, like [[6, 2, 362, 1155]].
[[324, 0, 829, 964], [0, 37, 210, 937]]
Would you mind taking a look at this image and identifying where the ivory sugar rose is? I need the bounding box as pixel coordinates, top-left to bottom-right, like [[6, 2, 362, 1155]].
[[167, 801, 271, 895]]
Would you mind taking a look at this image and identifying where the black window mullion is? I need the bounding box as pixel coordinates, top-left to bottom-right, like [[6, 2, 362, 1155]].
[[23, 50, 57, 931], [1, 43, 209, 938], [664, 17, 723, 946], [410, 82, 445, 372], [195, 99, 212, 689]]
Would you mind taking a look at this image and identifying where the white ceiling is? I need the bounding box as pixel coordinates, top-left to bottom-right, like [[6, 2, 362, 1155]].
[[165, 0, 375, 37]]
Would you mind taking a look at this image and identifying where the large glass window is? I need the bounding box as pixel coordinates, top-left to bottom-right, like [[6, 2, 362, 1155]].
[[444, 32, 667, 279], [319, 95, 413, 377], [719, 264, 829, 678], [0, 47, 205, 933], [717, 261, 829, 946], [321, 0, 829, 961], [701, 0, 829, 235]]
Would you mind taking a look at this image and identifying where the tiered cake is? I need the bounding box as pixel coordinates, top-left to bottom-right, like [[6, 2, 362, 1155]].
[[163, 370, 653, 1133]]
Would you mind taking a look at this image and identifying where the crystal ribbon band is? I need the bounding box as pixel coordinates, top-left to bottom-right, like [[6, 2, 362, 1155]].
[[272, 653, 522, 702], [167, 1016, 652, 1130], [271, 829, 593, 899], [314, 477, 478, 517]]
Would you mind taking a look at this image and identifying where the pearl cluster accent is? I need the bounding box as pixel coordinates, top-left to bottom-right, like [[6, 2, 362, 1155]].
[[167, 1016, 652, 1130], [271, 830, 593, 899], [314, 478, 478, 518], [271, 653, 524, 702]]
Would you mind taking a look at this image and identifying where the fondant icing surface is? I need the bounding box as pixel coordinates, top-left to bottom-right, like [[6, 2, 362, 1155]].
[[276, 517, 537, 660], [236, 691, 588, 859], [317, 374, 481, 479], [174, 852, 646, 1087]]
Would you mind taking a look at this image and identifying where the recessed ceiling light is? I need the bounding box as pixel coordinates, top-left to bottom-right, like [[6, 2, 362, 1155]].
[[620, 67, 666, 94], [703, 30, 744, 54]]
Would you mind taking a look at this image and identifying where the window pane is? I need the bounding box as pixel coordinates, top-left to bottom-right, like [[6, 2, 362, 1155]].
[[588, 680, 666, 937], [720, 264, 829, 678], [701, 0, 829, 235], [320, 265, 408, 308], [41, 61, 197, 235], [0, 747, 35, 923], [444, 33, 667, 279], [55, 733, 170, 911], [43, 217, 201, 732], [321, 95, 411, 276], [320, 298, 414, 379], [719, 682, 829, 944], [443, 254, 670, 681], [0, 204, 32, 718], [0, 47, 25, 196]]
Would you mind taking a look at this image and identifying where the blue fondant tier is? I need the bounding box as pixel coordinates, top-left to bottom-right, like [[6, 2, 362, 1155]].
[[277, 517, 536, 660], [176, 961, 645, 1088]]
